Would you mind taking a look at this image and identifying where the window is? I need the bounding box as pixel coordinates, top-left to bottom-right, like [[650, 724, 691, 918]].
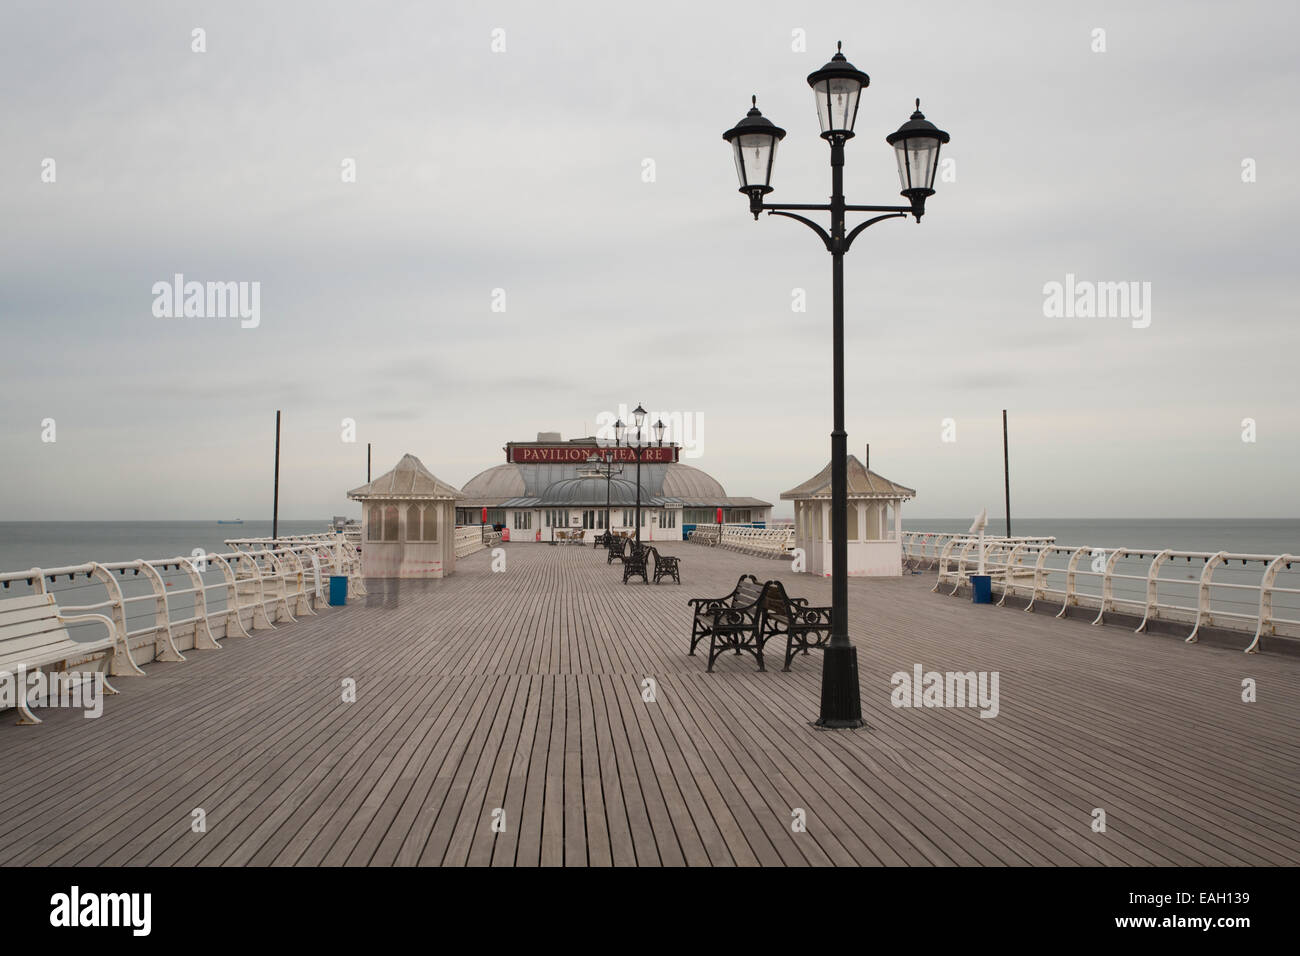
[[422, 507, 438, 541], [847, 502, 859, 541], [368, 505, 383, 541], [660, 509, 677, 528], [582, 510, 597, 529], [725, 509, 751, 525], [382, 505, 399, 541], [513, 511, 532, 530], [545, 509, 568, 529]]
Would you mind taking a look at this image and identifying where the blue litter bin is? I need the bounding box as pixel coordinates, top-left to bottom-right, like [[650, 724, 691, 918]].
[[328, 575, 348, 606], [971, 574, 992, 604]]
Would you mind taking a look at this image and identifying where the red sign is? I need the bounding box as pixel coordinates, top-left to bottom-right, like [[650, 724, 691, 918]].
[[508, 445, 678, 464]]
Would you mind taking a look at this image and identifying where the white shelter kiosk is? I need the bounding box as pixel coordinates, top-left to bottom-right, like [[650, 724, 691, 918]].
[[781, 454, 915, 577], [347, 453, 463, 578]]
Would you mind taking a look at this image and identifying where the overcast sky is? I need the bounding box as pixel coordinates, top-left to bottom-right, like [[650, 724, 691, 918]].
[[1, 0, 1296, 520]]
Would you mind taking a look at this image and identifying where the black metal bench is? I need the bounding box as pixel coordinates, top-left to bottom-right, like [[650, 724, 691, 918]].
[[687, 575, 766, 670], [646, 547, 681, 585], [606, 536, 628, 564], [593, 532, 611, 550], [622, 543, 650, 584], [759, 579, 833, 671]]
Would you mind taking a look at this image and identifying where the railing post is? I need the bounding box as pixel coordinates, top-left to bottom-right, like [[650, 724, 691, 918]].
[[1059, 547, 1089, 619], [180, 552, 221, 650], [86, 563, 144, 676], [137, 559, 184, 662], [1187, 551, 1227, 643], [1246, 553, 1291, 653], [1135, 550, 1172, 634], [1091, 548, 1125, 626]]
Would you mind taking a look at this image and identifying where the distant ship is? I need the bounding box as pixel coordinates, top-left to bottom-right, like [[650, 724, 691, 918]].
[[217, 519, 244, 525]]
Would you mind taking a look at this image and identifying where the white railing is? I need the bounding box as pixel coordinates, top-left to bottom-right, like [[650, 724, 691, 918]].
[[902, 531, 1055, 569], [714, 524, 795, 559], [0, 533, 366, 676], [455, 525, 501, 557], [688, 523, 720, 545], [928, 535, 1300, 652]]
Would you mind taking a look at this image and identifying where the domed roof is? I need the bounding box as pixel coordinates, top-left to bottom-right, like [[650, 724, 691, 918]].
[[661, 463, 725, 500], [461, 463, 527, 499], [543, 475, 642, 505]]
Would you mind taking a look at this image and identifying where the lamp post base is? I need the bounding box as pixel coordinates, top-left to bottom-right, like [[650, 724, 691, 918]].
[[813, 644, 865, 729]]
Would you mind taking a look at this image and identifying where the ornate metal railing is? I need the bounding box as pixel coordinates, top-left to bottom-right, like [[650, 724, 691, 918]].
[[454, 525, 500, 557], [919, 533, 1300, 652], [0, 533, 365, 673], [688, 523, 793, 558]]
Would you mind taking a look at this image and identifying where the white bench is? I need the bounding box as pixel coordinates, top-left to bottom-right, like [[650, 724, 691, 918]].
[[0, 591, 141, 724]]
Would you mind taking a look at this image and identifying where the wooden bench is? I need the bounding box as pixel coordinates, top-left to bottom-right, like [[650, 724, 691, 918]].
[[646, 547, 681, 585], [687, 575, 765, 670], [759, 579, 833, 671], [0, 592, 141, 724]]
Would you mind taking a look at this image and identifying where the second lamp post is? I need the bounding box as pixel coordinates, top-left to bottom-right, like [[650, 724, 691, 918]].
[[723, 42, 950, 729], [614, 404, 665, 546]]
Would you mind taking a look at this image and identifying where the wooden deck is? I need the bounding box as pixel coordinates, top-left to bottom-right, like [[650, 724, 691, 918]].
[[2, 542, 1298, 867]]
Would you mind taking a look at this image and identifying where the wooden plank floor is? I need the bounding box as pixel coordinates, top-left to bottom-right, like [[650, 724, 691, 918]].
[[2, 542, 1298, 866]]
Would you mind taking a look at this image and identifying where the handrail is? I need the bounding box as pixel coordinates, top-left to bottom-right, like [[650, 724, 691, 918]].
[[691, 524, 793, 559], [923, 534, 1300, 653], [0, 533, 365, 678]]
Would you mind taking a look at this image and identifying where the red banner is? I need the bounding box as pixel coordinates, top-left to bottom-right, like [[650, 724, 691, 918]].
[[508, 445, 678, 464]]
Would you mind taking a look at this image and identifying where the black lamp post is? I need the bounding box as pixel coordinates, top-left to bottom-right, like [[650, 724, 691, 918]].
[[614, 405, 665, 546], [723, 43, 949, 729], [585, 451, 623, 538]]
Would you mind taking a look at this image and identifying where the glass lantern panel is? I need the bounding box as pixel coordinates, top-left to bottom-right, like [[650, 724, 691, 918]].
[[735, 132, 777, 188], [895, 136, 941, 191], [814, 78, 862, 133]]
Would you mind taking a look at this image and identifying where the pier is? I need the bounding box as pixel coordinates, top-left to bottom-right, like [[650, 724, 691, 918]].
[[2, 541, 1297, 866]]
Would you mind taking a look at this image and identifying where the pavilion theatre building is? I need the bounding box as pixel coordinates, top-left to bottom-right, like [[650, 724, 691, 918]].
[[455, 432, 772, 543]]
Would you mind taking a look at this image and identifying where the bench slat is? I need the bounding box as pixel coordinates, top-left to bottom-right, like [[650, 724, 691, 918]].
[[0, 598, 61, 629], [1, 628, 112, 662], [0, 593, 56, 614], [0, 614, 68, 645]]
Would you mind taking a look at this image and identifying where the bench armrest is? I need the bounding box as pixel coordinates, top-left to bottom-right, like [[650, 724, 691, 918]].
[[55, 611, 118, 644], [688, 596, 731, 611], [789, 604, 832, 626]]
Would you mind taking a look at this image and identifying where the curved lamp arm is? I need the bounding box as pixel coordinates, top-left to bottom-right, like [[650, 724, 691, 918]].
[[843, 212, 908, 252], [765, 210, 833, 251]]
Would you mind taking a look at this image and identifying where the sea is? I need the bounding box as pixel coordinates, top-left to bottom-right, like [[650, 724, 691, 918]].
[[0, 520, 330, 573], [0, 518, 1297, 573]]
